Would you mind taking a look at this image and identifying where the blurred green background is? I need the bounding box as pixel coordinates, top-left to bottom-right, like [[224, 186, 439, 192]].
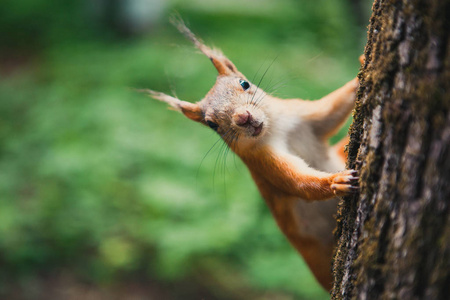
[[0, 0, 369, 299]]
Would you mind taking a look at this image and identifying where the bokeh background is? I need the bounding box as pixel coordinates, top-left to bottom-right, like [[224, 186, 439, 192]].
[[0, 0, 370, 299]]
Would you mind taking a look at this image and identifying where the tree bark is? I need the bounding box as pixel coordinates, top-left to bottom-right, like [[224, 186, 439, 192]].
[[332, 0, 450, 299]]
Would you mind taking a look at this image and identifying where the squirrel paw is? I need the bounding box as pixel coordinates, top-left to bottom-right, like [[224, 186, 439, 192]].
[[331, 170, 359, 196], [359, 55, 365, 65]]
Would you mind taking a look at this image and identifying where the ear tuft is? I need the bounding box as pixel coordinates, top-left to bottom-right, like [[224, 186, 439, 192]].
[[138, 89, 204, 122], [136, 89, 181, 111], [170, 15, 204, 51], [170, 15, 239, 76]]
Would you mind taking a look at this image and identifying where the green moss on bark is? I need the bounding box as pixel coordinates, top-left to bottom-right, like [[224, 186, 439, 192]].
[[332, 0, 450, 299]]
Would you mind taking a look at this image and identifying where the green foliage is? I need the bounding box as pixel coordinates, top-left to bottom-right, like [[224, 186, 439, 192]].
[[0, 0, 364, 298]]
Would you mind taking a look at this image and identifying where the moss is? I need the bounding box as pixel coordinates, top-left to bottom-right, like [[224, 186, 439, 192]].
[[332, 0, 450, 298]]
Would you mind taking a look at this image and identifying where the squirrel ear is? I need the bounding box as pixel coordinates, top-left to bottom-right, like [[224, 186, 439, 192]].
[[141, 89, 203, 122], [207, 52, 238, 76], [171, 17, 238, 76]]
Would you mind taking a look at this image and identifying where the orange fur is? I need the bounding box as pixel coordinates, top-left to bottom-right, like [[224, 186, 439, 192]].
[[301, 78, 359, 138], [146, 22, 360, 291], [252, 176, 335, 289], [333, 136, 350, 162], [241, 146, 352, 200]]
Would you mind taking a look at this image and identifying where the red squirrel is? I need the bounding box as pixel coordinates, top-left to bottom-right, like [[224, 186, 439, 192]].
[[144, 21, 359, 291]]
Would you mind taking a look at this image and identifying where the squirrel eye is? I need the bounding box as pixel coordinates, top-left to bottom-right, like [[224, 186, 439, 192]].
[[206, 120, 219, 131], [239, 79, 250, 91]]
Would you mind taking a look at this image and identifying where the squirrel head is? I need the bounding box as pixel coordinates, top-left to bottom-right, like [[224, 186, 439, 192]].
[[146, 20, 269, 152]]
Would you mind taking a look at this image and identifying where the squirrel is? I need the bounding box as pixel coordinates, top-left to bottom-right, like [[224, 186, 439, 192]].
[[143, 21, 360, 291]]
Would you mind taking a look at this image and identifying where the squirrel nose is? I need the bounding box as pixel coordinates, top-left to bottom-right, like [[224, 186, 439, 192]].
[[235, 110, 253, 126]]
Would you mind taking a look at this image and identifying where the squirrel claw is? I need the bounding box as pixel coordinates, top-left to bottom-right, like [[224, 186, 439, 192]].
[[331, 169, 359, 196]]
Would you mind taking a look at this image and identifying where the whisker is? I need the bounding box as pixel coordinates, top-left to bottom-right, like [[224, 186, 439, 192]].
[[305, 51, 324, 64], [230, 131, 238, 151], [263, 75, 285, 96], [223, 142, 231, 193], [253, 76, 276, 108], [220, 141, 229, 195], [217, 128, 239, 195], [220, 128, 241, 172], [196, 133, 226, 185], [254, 94, 267, 109], [248, 55, 272, 105], [213, 139, 229, 191], [250, 55, 279, 106], [233, 130, 240, 149], [231, 133, 240, 169], [197, 128, 233, 190], [254, 74, 300, 107]]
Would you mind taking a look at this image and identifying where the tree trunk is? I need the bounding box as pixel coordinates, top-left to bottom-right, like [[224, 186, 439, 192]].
[[332, 0, 450, 299]]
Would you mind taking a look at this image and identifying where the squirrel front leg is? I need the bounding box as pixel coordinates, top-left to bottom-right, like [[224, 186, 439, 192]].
[[243, 147, 358, 200], [302, 56, 364, 138], [301, 78, 359, 138]]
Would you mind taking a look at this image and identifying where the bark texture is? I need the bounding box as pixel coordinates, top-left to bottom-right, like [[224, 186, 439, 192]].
[[332, 0, 450, 299]]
